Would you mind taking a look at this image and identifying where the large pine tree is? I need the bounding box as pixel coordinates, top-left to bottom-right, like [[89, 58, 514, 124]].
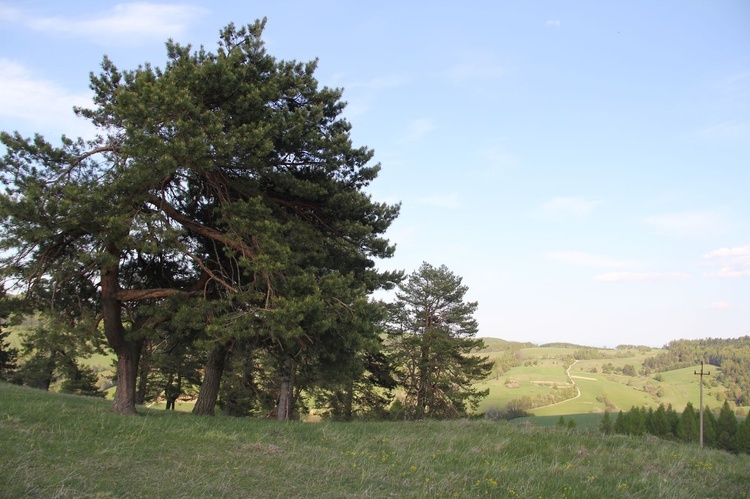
[[0, 20, 399, 414]]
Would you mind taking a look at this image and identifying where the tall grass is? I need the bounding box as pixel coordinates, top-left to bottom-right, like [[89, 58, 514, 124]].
[[1, 382, 748, 497]]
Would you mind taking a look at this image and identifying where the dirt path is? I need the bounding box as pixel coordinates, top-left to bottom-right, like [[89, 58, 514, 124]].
[[534, 360, 581, 410]]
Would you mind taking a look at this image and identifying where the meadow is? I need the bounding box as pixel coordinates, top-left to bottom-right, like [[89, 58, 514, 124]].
[[2, 382, 749, 498], [474, 341, 738, 418]]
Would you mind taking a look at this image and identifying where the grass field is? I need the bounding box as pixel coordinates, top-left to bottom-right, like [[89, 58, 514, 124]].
[[2, 382, 749, 498], [475, 343, 741, 419]]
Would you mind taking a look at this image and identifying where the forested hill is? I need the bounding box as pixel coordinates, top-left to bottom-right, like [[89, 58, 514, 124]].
[[644, 336, 750, 405]]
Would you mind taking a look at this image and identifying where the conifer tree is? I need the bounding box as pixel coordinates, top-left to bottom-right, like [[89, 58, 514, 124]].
[[703, 406, 718, 448], [735, 414, 750, 454], [387, 263, 493, 419], [0, 20, 399, 414], [717, 400, 738, 452], [677, 402, 699, 443]]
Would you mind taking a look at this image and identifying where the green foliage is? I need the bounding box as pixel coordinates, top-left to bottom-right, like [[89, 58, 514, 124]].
[[644, 337, 750, 405], [677, 402, 699, 443], [0, 20, 400, 414], [0, 288, 18, 380], [59, 363, 104, 397], [386, 263, 493, 419], [717, 400, 738, 452], [612, 401, 750, 455]]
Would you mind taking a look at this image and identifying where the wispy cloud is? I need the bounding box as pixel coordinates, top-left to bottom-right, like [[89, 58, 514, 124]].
[[535, 196, 603, 220], [645, 210, 728, 238], [414, 193, 460, 209], [593, 272, 691, 283], [546, 20, 562, 28], [0, 4, 22, 21], [402, 119, 435, 142], [709, 301, 731, 309], [0, 59, 95, 138], [547, 251, 638, 268], [13, 3, 207, 45], [703, 245, 750, 278]]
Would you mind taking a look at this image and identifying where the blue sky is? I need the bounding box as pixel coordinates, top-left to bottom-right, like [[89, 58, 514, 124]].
[[1, 1, 748, 347]]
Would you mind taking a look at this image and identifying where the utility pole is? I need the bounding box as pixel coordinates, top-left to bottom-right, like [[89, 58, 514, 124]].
[[694, 361, 711, 449]]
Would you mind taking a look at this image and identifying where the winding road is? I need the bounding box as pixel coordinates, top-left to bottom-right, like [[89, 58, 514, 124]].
[[534, 359, 581, 410]]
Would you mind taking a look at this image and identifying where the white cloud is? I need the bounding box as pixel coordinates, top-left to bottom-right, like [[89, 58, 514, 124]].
[[535, 196, 603, 220], [547, 251, 638, 268], [0, 59, 95, 138], [703, 245, 750, 278], [18, 3, 207, 44], [593, 272, 691, 282], [402, 119, 435, 142], [646, 210, 727, 238], [709, 301, 731, 309], [0, 4, 22, 21], [414, 193, 460, 209], [546, 20, 562, 28]]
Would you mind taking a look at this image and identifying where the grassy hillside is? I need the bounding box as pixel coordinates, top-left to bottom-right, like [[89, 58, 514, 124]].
[[475, 343, 741, 418], [2, 382, 749, 498]]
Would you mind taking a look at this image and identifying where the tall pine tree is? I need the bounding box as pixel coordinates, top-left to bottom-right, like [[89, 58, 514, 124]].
[[387, 263, 493, 419]]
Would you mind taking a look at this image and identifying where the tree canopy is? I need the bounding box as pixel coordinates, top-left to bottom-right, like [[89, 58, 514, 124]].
[[0, 20, 400, 415], [386, 263, 493, 419]]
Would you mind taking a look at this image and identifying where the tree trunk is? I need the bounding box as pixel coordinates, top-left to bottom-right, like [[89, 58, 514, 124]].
[[136, 340, 152, 405], [34, 350, 57, 391], [101, 250, 141, 415], [192, 342, 229, 416], [277, 357, 295, 421], [111, 341, 142, 414], [416, 340, 431, 419]]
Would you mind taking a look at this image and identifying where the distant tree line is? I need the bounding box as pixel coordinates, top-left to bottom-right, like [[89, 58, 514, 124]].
[[644, 337, 750, 405], [601, 401, 750, 454]]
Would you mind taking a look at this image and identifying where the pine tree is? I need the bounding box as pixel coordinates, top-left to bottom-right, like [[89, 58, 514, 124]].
[[703, 407, 718, 448], [736, 414, 750, 454], [0, 20, 399, 414], [716, 400, 738, 452], [677, 402, 699, 443], [387, 263, 493, 419]]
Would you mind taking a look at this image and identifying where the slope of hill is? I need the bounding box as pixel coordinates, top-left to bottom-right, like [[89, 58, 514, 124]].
[[1, 382, 748, 498], [474, 342, 745, 417]]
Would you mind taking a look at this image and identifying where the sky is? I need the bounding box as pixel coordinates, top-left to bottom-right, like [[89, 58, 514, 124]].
[[1, 1, 749, 348]]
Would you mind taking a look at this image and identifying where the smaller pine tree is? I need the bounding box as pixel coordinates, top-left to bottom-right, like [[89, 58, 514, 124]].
[[735, 414, 750, 454], [717, 400, 738, 453]]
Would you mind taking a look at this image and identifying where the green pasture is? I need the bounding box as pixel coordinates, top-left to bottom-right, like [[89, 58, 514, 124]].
[[2, 382, 749, 498]]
